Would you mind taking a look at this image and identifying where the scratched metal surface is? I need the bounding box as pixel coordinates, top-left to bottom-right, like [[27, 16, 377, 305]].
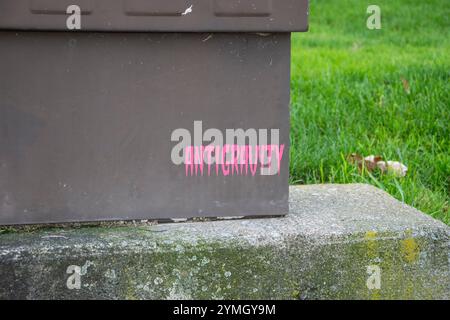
[[0, 0, 308, 32], [0, 32, 290, 224]]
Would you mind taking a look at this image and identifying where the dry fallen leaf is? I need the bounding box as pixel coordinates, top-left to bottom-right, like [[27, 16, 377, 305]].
[[376, 161, 408, 177], [401, 77, 411, 95], [347, 153, 382, 172], [347, 153, 408, 177], [364, 155, 384, 171], [347, 153, 363, 163], [347, 153, 364, 170]]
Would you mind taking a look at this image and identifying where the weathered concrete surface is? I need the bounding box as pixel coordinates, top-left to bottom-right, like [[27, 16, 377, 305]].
[[0, 184, 448, 300]]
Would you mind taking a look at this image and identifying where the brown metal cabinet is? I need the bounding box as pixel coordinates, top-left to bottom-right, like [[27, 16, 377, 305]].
[[0, 0, 309, 224]]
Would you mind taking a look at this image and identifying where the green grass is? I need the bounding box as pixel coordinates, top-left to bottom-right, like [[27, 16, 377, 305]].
[[290, 0, 449, 224]]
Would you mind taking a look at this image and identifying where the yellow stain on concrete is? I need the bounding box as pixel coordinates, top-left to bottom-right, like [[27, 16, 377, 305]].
[[400, 230, 420, 263], [365, 230, 378, 259], [370, 290, 381, 300]]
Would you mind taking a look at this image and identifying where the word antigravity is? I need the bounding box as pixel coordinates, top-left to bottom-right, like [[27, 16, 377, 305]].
[[171, 121, 285, 176]]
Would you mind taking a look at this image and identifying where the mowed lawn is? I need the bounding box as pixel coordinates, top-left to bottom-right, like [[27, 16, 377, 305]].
[[290, 0, 449, 224]]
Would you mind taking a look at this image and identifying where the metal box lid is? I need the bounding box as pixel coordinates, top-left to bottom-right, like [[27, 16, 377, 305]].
[[0, 0, 309, 32]]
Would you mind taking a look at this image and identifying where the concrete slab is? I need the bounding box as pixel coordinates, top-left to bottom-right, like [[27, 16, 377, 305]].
[[0, 184, 448, 299]]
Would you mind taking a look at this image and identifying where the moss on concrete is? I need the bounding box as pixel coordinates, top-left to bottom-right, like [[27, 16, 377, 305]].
[[0, 185, 448, 299]]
